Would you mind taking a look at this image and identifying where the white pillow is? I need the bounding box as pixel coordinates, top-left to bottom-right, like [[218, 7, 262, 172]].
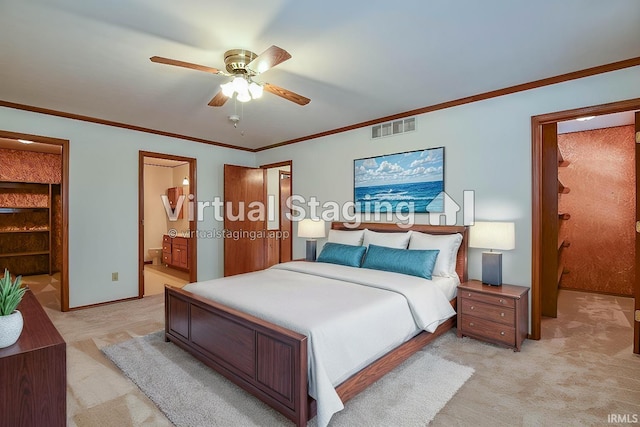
[[327, 229, 365, 246], [408, 232, 462, 277], [363, 229, 412, 249]]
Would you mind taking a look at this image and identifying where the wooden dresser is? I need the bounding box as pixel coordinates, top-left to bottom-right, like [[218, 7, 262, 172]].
[[0, 289, 66, 426], [457, 280, 529, 351]]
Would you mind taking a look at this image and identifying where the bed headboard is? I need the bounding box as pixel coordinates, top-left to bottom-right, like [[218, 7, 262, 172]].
[[331, 222, 469, 283]]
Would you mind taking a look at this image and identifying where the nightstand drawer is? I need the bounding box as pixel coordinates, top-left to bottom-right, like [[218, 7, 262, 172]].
[[459, 315, 515, 346], [460, 290, 516, 309], [460, 299, 515, 326]]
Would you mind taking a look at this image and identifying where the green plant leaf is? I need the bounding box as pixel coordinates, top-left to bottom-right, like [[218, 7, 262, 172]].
[[0, 269, 26, 316]]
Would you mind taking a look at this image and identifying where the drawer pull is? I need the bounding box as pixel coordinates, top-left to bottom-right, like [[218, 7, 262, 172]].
[[500, 312, 505, 317], [500, 331, 505, 336], [469, 322, 474, 327], [470, 306, 474, 310], [468, 293, 472, 297], [499, 299, 505, 304]]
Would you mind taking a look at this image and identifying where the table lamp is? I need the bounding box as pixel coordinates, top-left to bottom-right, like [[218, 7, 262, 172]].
[[297, 219, 326, 261], [469, 221, 515, 286]]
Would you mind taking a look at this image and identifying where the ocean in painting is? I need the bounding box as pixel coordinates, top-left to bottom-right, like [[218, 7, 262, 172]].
[[354, 180, 443, 213]]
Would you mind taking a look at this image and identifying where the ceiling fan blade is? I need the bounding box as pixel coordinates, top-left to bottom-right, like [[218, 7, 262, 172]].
[[264, 83, 310, 106], [246, 45, 291, 74], [208, 90, 229, 107], [150, 56, 220, 74]]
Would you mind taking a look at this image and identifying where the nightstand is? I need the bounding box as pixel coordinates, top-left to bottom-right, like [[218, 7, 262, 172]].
[[456, 280, 529, 351]]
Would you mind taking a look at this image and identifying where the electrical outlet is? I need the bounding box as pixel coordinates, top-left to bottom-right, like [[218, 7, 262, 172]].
[[112, 272, 118, 281]]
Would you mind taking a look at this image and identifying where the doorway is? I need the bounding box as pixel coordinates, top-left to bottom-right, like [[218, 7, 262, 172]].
[[531, 98, 640, 354], [0, 130, 69, 311], [223, 160, 293, 276], [264, 161, 292, 268], [138, 151, 197, 297]]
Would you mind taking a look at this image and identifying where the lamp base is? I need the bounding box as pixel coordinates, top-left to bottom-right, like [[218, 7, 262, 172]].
[[482, 251, 503, 286], [305, 240, 317, 262]]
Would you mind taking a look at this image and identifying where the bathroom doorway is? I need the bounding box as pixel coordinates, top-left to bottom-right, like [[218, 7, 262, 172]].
[[138, 151, 197, 297]]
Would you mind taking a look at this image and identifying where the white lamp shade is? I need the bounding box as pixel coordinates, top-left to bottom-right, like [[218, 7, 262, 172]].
[[469, 221, 515, 250], [236, 90, 251, 103], [297, 219, 326, 239], [248, 82, 263, 99], [231, 75, 248, 92], [220, 82, 234, 97]]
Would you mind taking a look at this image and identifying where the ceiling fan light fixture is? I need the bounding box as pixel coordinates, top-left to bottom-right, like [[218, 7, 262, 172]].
[[152, 45, 310, 107], [231, 75, 249, 92], [248, 82, 263, 99], [220, 81, 235, 98], [236, 90, 251, 103]]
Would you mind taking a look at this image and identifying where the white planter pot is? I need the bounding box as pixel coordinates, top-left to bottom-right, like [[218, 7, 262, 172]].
[[0, 310, 24, 348]]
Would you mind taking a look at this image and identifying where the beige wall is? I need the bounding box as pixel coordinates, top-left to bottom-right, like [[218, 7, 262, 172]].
[[171, 163, 190, 235], [143, 164, 173, 260]]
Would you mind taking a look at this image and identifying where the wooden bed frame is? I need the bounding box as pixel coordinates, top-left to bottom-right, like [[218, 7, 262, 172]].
[[165, 222, 468, 426]]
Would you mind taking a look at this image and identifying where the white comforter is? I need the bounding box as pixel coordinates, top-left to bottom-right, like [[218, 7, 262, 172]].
[[183, 261, 456, 427]]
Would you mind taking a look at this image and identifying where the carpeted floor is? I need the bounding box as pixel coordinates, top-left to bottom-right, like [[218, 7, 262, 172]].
[[34, 288, 638, 427], [101, 331, 474, 427]]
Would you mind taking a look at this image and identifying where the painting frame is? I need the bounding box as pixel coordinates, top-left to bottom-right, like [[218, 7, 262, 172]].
[[353, 147, 445, 214]]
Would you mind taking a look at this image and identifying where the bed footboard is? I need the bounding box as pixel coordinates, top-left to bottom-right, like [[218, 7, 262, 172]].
[[165, 286, 456, 426], [165, 285, 309, 426]]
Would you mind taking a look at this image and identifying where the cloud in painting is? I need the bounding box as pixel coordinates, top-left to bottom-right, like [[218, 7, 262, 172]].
[[354, 148, 443, 187]]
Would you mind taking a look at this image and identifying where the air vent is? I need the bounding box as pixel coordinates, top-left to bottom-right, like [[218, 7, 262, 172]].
[[371, 117, 416, 139]]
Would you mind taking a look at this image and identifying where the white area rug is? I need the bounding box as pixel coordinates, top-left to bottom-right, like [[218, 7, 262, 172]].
[[102, 331, 474, 426]]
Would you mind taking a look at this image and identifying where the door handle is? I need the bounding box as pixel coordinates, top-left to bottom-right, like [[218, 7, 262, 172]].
[[636, 221, 640, 233]]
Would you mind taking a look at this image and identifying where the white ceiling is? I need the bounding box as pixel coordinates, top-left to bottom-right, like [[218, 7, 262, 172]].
[[0, 137, 62, 154], [557, 111, 637, 134], [1, 0, 639, 151], [143, 157, 188, 168]]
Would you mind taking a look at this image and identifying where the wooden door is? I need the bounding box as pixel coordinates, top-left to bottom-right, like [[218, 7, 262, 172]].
[[279, 171, 292, 263], [635, 111, 639, 354], [223, 164, 266, 276], [541, 123, 559, 318]]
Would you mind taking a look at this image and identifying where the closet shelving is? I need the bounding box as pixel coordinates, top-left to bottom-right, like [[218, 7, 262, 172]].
[[0, 182, 60, 275], [557, 146, 570, 288]]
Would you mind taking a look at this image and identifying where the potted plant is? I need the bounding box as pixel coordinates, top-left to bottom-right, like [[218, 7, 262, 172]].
[[0, 269, 26, 348]]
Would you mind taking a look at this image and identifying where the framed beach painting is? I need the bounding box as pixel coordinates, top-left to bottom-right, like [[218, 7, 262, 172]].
[[354, 147, 444, 213]]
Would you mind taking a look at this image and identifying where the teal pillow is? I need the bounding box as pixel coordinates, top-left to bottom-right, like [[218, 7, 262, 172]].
[[362, 244, 440, 280], [317, 242, 367, 267]]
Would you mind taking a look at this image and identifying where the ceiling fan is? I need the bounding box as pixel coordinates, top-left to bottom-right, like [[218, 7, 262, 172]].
[[150, 45, 310, 107]]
